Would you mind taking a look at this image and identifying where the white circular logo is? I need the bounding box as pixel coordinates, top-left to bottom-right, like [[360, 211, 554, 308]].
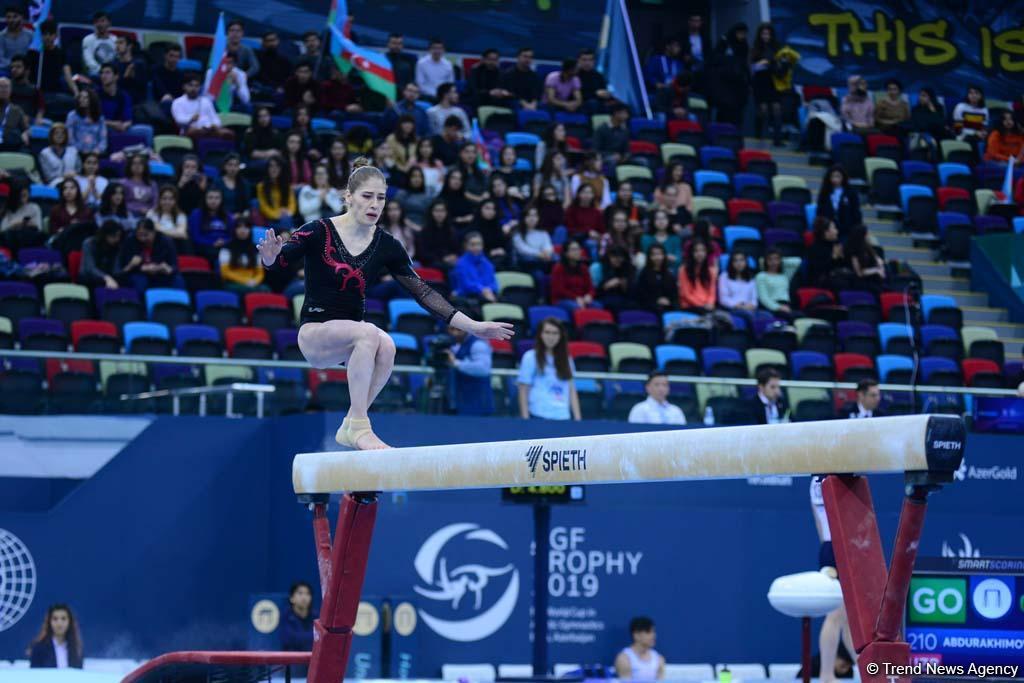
[[413, 523, 519, 642], [972, 578, 1013, 620], [353, 601, 380, 636], [0, 529, 37, 632], [393, 601, 417, 637], [250, 599, 280, 634]]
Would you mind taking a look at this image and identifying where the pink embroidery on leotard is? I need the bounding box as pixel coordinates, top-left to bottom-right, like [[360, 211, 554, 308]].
[[321, 223, 367, 297]]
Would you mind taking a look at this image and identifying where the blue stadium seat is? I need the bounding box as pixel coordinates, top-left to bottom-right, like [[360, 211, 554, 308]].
[[878, 323, 913, 355], [30, 184, 59, 200], [505, 132, 541, 147], [174, 323, 222, 356], [920, 294, 956, 321], [694, 170, 730, 195], [123, 321, 170, 351], [655, 344, 697, 369], [701, 346, 743, 375], [804, 203, 817, 227], [528, 305, 570, 333], [899, 184, 933, 214], [723, 226, 761, 252], [196, 290, 240, 314], [661, 311, 699, 329], [920, 356, 959, 383], [876, 354, 913, 382], [938, 162, 972, 187], [388, 298, 429, 327], [389, 332, 419, 351], [789, 351, 831, 380]]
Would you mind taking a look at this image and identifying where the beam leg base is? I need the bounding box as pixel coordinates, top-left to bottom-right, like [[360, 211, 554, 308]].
[[308, 621, 353, 683]]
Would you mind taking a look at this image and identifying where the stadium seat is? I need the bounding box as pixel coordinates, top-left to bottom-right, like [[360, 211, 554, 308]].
[[517, 109, 552, 136], [837, 320, 879, 357], [878, 322, 914, 357], [938, 212, 973, 261], [178, 254, 219, 291], [655, 344, 698, 376], [47, 359, 99, 414], [615, 165, 655, 196], [146, 288, 192, 329], [618, 310, 660, 348], [175, 324, 223, 358], [43, 283, 91, 328], [901, 160, 938, 188], [224, 326, 273, 359], [123, 321, 171, 355], [879, 292, 909, 321], [920, 324, 961, 360], [962, 359, 1002, 388], [692, 196, 727, 227], [727, 199, 767, 229], [940, 140, 973, 165], [876, 355, 914, 383], [865, 157, 900, 207], [528, 305, 570, 333], [100, 360, 150, 412], [796, 288, 835, 310], [938, 162, 973, 191], [699, 146, 736, 175], [790, 351, 832, 381], [738, 149, 777, 180], [0, 285, 41, 328], [833, 352, 874, 381], [937, 186, 973, 215], [962, 326, 1004, 367], [866, 133, 901, 161], [974, 215, 1010, 234], [723, 226, 761, 257], [568, 341, 609, 372], [667, 119, 703, 147], [630, 118, 665, 144], [19, 317, 67, 351], [0, 315, 12, 348], [608, 342, 653, 374], [771, 175, 811, 205], [694, 170, 732, 200], [196, 290, 243, 333], [920, 294, 958, 326], [920, 356, 961, 386], [733, 174, 772, 204], [701, 346, 745, 377], [767, 201, 805, 233], [707, 122, 742, 152], [95, 287, 144, 330], [830, 132, 867, 181], [660, 143, 697, 171], [900, 185, 938, 233], [71, 320, 120, 353], [745, 348, 787, 378], [244, 292, 292, 333]]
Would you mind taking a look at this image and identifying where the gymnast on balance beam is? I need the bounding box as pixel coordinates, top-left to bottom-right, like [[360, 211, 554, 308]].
[[258, 157, 514, 450]]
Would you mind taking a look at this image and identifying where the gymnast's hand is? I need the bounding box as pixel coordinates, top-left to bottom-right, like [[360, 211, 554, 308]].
[[473, 320, 515, 341], [257, 228, 285, 266]]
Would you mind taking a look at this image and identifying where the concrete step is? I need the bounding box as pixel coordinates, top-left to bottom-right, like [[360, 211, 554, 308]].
[[920, 274, 972, 292], [908, 260, 954, 278], [929, 290, 990, 307], [879, 244, 933, 261], [875, 234, 915, 251], [961, 306, 1009, 323]]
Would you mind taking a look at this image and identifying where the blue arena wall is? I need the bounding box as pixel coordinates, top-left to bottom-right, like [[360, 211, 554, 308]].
[[1, 415, 1020, 671]]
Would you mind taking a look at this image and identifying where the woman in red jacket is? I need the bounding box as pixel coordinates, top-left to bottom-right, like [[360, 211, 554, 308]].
[[550, 238, 598, 311], [564, 184, 604, 245]]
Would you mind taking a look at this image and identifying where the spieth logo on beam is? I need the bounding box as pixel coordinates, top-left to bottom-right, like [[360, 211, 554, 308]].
[[524, 445, 588, 478]]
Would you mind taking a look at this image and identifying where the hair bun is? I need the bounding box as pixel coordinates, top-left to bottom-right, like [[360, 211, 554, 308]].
[[351, 156, 373, 170]]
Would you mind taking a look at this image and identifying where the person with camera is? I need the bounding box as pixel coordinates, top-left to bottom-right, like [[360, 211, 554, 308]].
[[442, 324, 495, 416]]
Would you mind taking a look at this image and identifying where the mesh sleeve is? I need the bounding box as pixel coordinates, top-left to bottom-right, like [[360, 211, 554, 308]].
[[386, 236, 459, 324]]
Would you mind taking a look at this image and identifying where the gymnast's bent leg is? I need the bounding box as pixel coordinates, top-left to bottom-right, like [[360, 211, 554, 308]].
[[365, 330, 396, 406]]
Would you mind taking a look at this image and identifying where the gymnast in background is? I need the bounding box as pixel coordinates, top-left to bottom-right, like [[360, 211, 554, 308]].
[[259, 158, 513, 450]]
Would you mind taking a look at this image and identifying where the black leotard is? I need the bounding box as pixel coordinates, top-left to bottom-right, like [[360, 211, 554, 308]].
[[266, 218, 459, 325]]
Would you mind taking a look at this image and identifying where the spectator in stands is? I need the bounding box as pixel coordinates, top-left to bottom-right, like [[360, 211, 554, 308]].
[[492, 146, 529, 199], [66, 90, 106, 155], [468, 48, 513, 108], [219, 217, 266, 293], [320, 62, 361, 114], [534, 150, 573, 206], [544, 58, 582, 113], [0, 77, 28, 151], [984, 110, 1024, 163], [839, 378, 883, 419], [96, 63, 132, 133], [845, 224, 886, 296], [122, 153, 158, 218], [79, 220, 122, 288], [653, 163, 694, 224], [634, 243, 676, 313], [645, 38, 684, 114], [415, 198, 459, 269], [113, 35, 147, 105], [75, 152, 108, 207], [454, 142, 488, 202], [601, 208, 636, 258], [752, 367, 786, 423], [570, 152, 612, 209], [300, 31, 331, 81], [146, 184, 189, 252], [117, 217, 184, 290], [594, 103, 631, 164], [280, 581, 315, 652], [840, 75, 874, 134], [283, 60, 319, 111], [152, 44, 184, 103], [176, 154, 207, 214], [909, 87, 948, 160], [718, 250, 757, 314], [208, 52, 252, 113], [0, 7, 27, 71], [750, 23, 782, 145], [386, 82, 430, 137], [565, 184, 604, 245], [39, 124, 80, 186], [953, 85, 988, 148], [409, 138, 442, 195], [283, 131, 313, 188], [452, 231, 498, 301], [874, 78, 910, 137], [396, 166, 432, 229], [416, 38, 454, 100], [242, 106, 283, 161], [28, 604, 83, 669], [439, 168, 475, 226], [1, 182, 40, 233], [94, 182, 136, 232], [381, 199, 417, 258], [225, 20, 259, 80], [592, 245, 634, 312], [512, 204, 553, 268], [382, 33, 416, 91], [536, 184, 566, 235], [576, 48, 613, 113], [807, 217, 848, 289], [446, 322, 495, 415], [710, 23, 749, 126], [681, 219, 722, 260], [9, 55, 42, 121], [256, 156, 295, 225], [535, 122, 569, 170], [518, 316, 580, 420], [82, 11, 115, 77], [614, 616, 665, 680], [189, 186, 234, 262], [755, 248, 791, 316], [299, 164, 343, 222], [173, 73, 233, 140], [325, 138, 350, 189], [426, 83, 470, 137], [501, 47, 542, 111], [629, 372, 686, 425], [678, 238, 716, 311], [641, 209, 681, 270], [683, 14, 709, 90], [216, 154, 251, 216], [38, 21, 77, 96], [50, 178, 92, 237], [815, 165, 861, 241], [251, 31, 290, 99], [606, 180, 645, 234], [550, 238, 597, 311], [431, 115, 466, 167]]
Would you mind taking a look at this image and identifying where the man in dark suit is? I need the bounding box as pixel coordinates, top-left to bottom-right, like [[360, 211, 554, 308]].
[[752, 367, 787, 424], [838, 378, 884, 419]]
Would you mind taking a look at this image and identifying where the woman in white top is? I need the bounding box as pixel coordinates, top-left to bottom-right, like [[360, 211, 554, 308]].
[[75, 152, 109, 208], [28, 604, 83, 669], [298, 164, 344, 223], [811, 477, 857, 683], [511, 205, 554, 267], [146, 184, 189, 247], [39, 123, 80, 186], [517, 317, 580, 420], [0, 184, 43, 233], [717, 250, 757, 312], [614, 616, 665, 681]]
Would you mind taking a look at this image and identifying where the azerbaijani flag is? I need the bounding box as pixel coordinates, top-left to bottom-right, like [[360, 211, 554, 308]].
[[327, 0, 397, 102], [471, 118, 492, 171], [204, 13, 233, 113], [28, 0, 51, 51]]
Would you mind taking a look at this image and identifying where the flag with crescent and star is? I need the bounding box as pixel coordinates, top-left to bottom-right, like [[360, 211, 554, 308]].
[[327, 0, 397, 102], [204, 13, 233, 113]]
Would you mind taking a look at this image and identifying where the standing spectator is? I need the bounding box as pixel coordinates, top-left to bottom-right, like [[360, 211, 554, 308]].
[[385, 82, 429, 137], [256, 157, 296, 225], [81, 11, 116, 77], [751, 367, 786, 423], [78, 220, 122, 289], [219, 218, 266, 293], [280, 582, 315, 652], [750, 23, 782, 144], [468, 48, 513, 108], [74, 152, 108, 207], [415, 38, 454, 99], [645, 38, 684, 113], [114, 35, 148, 105], [570, 152, 612, 208], [396, 166, 433, 229], [283, 131, 313, 188], [816, 165, 861, 241], [1, 183, 42, 233], [594, 103, 631, 164], [952, 85, 988, 147], [0, 77, 29, 151], [445, 322, 495, 415], [226, 20, 260, 80], [984, 110, 1024, 163], [172, 73, 234, 140], [431, 115, 465, 167], [452, 231, 498, 301], [117, 218, 184, 290], [501, 47, 542, 111], [415, 199, 459, 269], [512, 204, 554, 268], [517, 317, 581, 420], [95, 183, 136, 232], [718, 250, 757, 314], [550, 238, 597, 311], [874, 79, 910, 137], [189, 186, 234, 262], [709, 23, 749, 126], [544, 59, 582, 113], [152, 44, 184, 103], [284, 60, 319, 110], [840, 75, 874, 134], [40, 124, 80, 186], [641, 209, 682, 270], [28, 604, 84, 669], [565, 184, 604, 245], [298, 164, 343, 222], [807, 217, 847, 289], [683, 14, 709, 93], [146, 184, 190, 251], [216, 154, 252, 216], [628, 372, 686, 425], [592, 244, 634, 312], [96, 63, 132, 132], [50, 179, 92, 237], [254, 32, 292, 96], [0, 6, 31, 71], [839, 378, 884, 419], [634, 243, 677, 313], [37, 21, 78, 96], [176, 154, 208, 214], [678, 238, 717, 311], [576, 48, 613, 113], [845, 224, 886, 296], [242, 106, 283, 161], [205, 52, 251, 112], [755, 248, 792, 316], [123, 154, 158, 218], [9, 55, 42, 121], [426, 83, 471, 137], [385, 33, 417, 91]]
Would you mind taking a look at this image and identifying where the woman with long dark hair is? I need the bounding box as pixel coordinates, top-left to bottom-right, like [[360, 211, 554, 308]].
[[678, 237, 717, 311], [749, 22, 782, 144], [535, 183, 566, 234], [95, 182, 136, 231], [395, 166, 432, 229], [65, 89, 106, 154], [592, 244, 634, 313], [718, 250, 757, 313], [517, 316, 580, 421], [380, 200, 418, 259], [176, 154, 207, 214], [755, 247, 792, 315], [216, 153, 252, 216], [384, 114, 419, 178], [564, 183, 604, 244], [454, 142, 488, 202], [815, 164, 861, 241], [653, 162, 694, 223], [123, 153, 158, 217], [845, 224, 886, 295], [512, 204, 554, 269], [536, 121, 570, 168], [326, 139, 351, 190], [219, 217, 266, 293], [634, 243, 677, 313], [984, 110, 1024, 163], [298, 163, 344, 223], [550, 238, 597, 311], [640, 209, 682, 271], [488, 175, 523, 231], [533, 149, 572, 206], [146, 184, 190, 252], [280, 581, 315, 652], [807, 216, 848, 288], [414, 198, 460, 269], [439, 168, 476, 226], [257, 156, 297, 224], [493, 145, 529, 199], [28, 604, 83, 669], [189, 186, 235, 263], [74, 152, 108, 208], [243, 106, 284, 160], [600, 208, 636, 258], [284, 130, 314, 188], [49, 177, 92, 237], [414, 137, 445, 194], [471, 198, 509, 266]]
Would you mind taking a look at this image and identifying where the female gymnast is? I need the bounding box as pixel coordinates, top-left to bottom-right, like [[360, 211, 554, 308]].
[[258, 158, 514, 449]]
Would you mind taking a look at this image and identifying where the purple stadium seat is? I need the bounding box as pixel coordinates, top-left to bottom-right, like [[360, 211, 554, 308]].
[[17, 247, 62, 266]]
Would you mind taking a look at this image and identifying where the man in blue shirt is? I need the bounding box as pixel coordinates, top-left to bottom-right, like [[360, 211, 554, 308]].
[[445, 324, 494, 415]]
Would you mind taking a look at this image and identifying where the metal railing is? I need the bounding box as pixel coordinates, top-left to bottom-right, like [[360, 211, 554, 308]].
[[119, 382, 276, 418]]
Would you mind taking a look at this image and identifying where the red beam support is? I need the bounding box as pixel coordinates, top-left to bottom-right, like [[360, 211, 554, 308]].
[[312, 502, 333, 598]]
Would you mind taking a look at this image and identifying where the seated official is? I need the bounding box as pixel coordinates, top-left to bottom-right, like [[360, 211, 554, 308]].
[[446, 324, 495, 416], [751, 367, 787, 424], [628, 372, 687, 425], [838, 378, 884, 419]]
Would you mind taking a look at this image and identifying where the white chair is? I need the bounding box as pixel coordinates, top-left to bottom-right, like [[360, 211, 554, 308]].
[[768, 663, 801, 680], [498, 664, 535, 678], [553, 663, 581, 678], [442, 664, 498, 682], [716, 663, 768, 681], [664, 663, 715, 681]]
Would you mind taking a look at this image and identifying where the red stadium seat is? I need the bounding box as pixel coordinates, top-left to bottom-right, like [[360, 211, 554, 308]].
[[727, 199, 765, 224], [244, 292, 288, 320], [962, 358, 1001, 386], [415, 267, 445, 283], [797, 287, 835, 309], [937, 187, 970, 210], [879, 292, 909, 321], [178, 255, 212, 272], [802, 85, 835, 103], [183, 35, 213, 59], [224, 326, 271, 355], [667, 119, 702, 142], [738, 149, 771, 171], [71, 320, 119, 348], [572, 308, 614, 330], [68, 250, 82, 282], [489, 339, 513, 354], [45, 358, 95, 383], [568, 341, 607, 358], [629, 140, 659, 155], [866, 134, 900, 157], [306, 368, 348, 394], [833, 353, 874, 381]]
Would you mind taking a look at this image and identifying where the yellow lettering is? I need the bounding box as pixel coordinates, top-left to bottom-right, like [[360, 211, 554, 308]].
[[909, 21, 957, 66], [981, 27, 993, 69], [847, 11, 893, 60], [994, 28, 1024, 72], [895, 18, 907, 62], [808, 12, 859, 57]]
